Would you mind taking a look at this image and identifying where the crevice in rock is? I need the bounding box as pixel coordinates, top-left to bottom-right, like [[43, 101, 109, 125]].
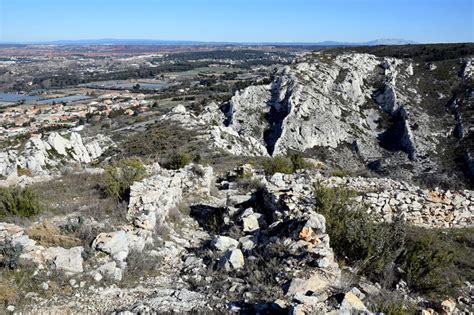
[[372, 84, 417, 160], [220, 102, 233, 127], [447, 86, 474, 180], [263, 79, 292, 156]]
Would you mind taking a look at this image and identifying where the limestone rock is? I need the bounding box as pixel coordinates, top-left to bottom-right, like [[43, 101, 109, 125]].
[[220, 248, 244, 271], [42, 246, 84, 275], [286, 271, 334, 296], [92, 231, 130, 262], [212, 236, 239, 252], [440, 298, 456, 314], [242, 213, 260, 233], [1, 132, 112, 179], [339, 291, 368, 313]]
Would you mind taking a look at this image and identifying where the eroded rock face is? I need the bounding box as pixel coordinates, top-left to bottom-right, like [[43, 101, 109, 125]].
[[0, 132, 113, 179], [211, 53, 382, 157], [0, 151, 18, 179], [159, 51, 473, 186]]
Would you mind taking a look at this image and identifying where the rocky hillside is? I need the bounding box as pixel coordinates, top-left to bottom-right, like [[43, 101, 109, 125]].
[[0, 132, 113, 183], [0, 44, 473, 315], [188, 44, 473, 189]]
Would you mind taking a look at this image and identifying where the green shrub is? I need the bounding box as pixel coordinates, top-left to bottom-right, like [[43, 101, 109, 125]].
[[313, 183, 468, 298], [401, 229, 456, 296], [289, 153, 311, 171], [164, 152, 192, 170], [313, 183, 405, 278], [0, 241, 23, 269], [103, 158, 146, 201], [262, 154, 312, 175], [0, 186, 41, 218], [262, 156, 294, 175]]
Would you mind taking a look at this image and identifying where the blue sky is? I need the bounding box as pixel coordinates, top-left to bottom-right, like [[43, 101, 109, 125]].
[[0, 0, 472, 43]]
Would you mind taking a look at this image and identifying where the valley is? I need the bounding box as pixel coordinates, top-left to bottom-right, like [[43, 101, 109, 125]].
[[0, 43, 473, 314]]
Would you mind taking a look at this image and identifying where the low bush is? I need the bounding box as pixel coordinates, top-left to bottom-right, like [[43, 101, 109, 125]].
[[121, 250, 162, 287], [164, 152, 193, 170], [313, 183, 467, 298], [262, 154, 312, 176], [262, 156, 294, 175], [119, 122, 205, 159], [289, 153, 312, 171], [0, 186, 41, 218], [401, 229, 458, 297], [366, 290, 418, 315], [103, 158, 146, 201], [236, 177, 265, 193], [314, 183, 405, 278], [0, 241, 23, 269], [0, 279, 18, 306]]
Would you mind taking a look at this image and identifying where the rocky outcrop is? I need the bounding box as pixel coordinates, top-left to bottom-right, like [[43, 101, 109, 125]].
[[159, 50, 473, 186], [463, 57, 473, 79], [0, 151, 18, 180], [0, 132, 113, 180], [2, 163, 472, 314], [212, 53, 382, 156], [93, 164, 214, 266], [0, 222, 83, 274]]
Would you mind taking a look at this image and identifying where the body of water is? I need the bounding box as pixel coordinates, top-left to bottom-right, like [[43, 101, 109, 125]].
[[0, 92, 41, 103], [0, 92, 92, 105], [38, 95, 92, 104]]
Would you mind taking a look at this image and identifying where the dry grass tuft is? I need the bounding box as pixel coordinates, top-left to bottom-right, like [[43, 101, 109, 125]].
[[0, 280, 18, 305], [26, 220, 80, 248]]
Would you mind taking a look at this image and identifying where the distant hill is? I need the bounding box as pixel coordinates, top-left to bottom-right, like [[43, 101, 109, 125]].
[[0, 38, 419, 46], [364, 38, 418, 45]]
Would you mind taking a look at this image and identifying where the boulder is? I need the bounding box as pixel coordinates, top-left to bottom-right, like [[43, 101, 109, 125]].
[[212, 236, 239, 252], [286, 271, 333, 296], [92, 230, 130, 262], [220, 249, 244, 271], [239, 235, 256, 251], [304, 211, 326, 233], [440, 299, 456, 314], [96, 261, 123, 281], [42, 246, 84, 275], [242, 213, 260, 233], [339, 291, 367, 313]]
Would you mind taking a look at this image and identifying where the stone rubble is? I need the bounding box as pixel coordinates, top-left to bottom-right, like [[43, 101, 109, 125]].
[[93, 163, 214, 267], [317, 174, 473, 228], [1, 162, 472, 314]]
